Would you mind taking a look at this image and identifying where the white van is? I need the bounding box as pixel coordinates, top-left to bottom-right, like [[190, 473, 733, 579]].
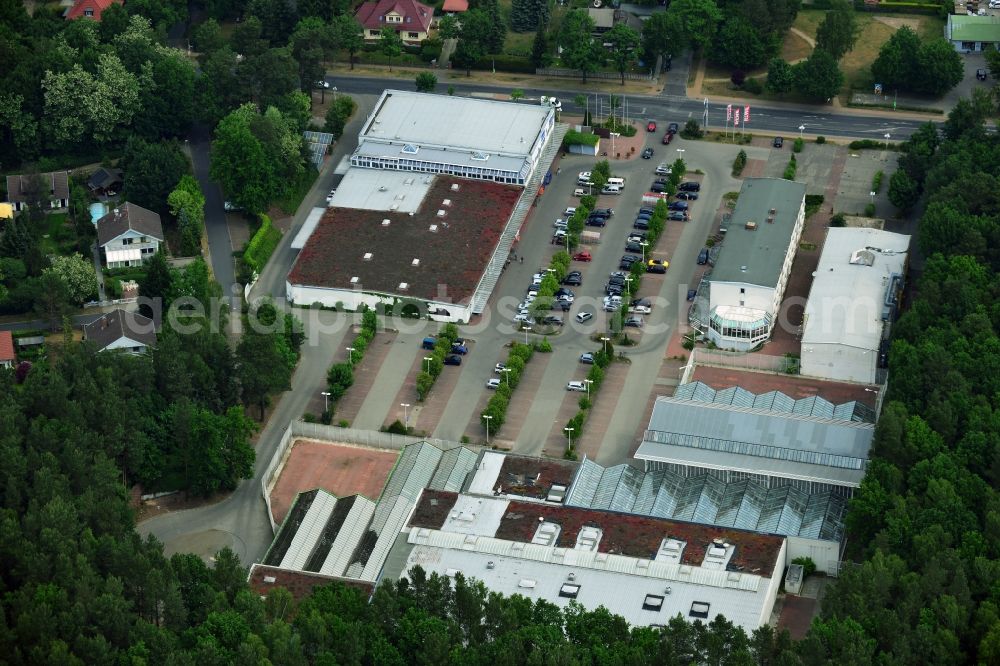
[[601, 184, 621, 195], [606, 177, 625, 188]]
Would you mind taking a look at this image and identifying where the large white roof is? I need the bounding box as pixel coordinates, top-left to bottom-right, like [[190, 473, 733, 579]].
[[801, 227, 909, 351], [360, 90, 552, 158]]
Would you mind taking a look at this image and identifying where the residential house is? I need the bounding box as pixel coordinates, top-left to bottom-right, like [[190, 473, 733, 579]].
[[0, 331, 14, 369], [442, 0, 468, 13], [5, 172, 70, 212], [96, 202, 164, 268], [84, 309, 157, 354], [946, 14, 1000, 52], [87, 167, 123, 195], [65, 0, 124, 21], [355, 0, 434, 43]]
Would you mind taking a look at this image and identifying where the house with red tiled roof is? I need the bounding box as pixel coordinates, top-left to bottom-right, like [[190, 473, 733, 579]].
[[0, 331, 15, 369], [355, 0, 434, 43], [442, 0, 468, 13], [64, 0, 123, 21]]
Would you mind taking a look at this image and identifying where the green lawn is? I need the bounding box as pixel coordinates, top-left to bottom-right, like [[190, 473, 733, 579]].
[[275, 168, 319, 216], [37, 213, 79, 256]]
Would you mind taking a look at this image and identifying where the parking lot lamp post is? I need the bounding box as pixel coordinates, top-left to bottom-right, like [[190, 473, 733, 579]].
[[483, 414, 493, 444], [639, 241, 648, 263], [401, 403, 410, 427], [564, 426, 573, 451], [870, 190, 876, 204], [332, 86, 337, 101], [321, 391, 331, 412], [346, 347, 356, 367], [423, 356, 432, 373], [583, 379, 593, 399], [502, 367, 512, 386], [676, 148, 685, 162], [601, 336, 610, 355], [610, 132, 620, 155], [624, 275, 632, 295], [798, 124, 805, 139]]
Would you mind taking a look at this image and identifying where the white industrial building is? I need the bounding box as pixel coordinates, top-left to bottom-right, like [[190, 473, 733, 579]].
[[352, 90, 556, 185], [800, 228, 909, 385], [706, 179, 806, 351]]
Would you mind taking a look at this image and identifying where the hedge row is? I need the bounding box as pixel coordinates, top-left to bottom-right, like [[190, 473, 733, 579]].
[[243, 215, 281, 273], [479, 343, 535, 434], [415, 323, 461, 400], [849, 139, 902, 151], [325, 308, 379, 421], [563, 130, 600, 147], [562, 347, 615, 458], [852, 0, 944, 15], [471, 55, 536, 74]]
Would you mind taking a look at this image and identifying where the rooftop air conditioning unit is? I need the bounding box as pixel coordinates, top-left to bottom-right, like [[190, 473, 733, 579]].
[[437, 210, 446, 217], [745, 221, 757, 230], [398, 282, 408, 291], [442, 198, 452, 206], [429, 224, 438, 232], [363, 252, 373, 261], [412, 258, 420, 266], [378, 186, 388, 192], [350, 276, 359, 284], [451, 183, 460, 191], [382, 219, 391, 226]]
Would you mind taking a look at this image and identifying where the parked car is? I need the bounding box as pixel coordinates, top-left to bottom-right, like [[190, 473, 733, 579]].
[[641, 147, 654, 159], [625, 241, 643, 253], [562, 272, 582, 286], [679, 181, 701, 192], [594, 208, 614, 217], [555, 287, 574, 298], [633, 219, 649, 230], [676, 191, 699, 200], [773, 136, 784, 148], [325, 189, 336, 204], [647, 259, 668, 274], [631, 297, 651, 307], [629, 304, 652, 314], [573, 251, 592, 262], [668, 201, 689, 211], [579, 352, 595, 364], [494, 363, 507, 373], [542, 315, 564, 326], [619, 257, 638, 270], [578, 171, 592, 180], [422, 337, 437, 350], [650, 182, 666, 193], [564, 207, 577, 215], [668, 211, 688, 221], [624, 316, 644, 328], [661, 132, 673, 145], [687, 289, 697, 301], [567, 381, 587, 392], [628, 232, 647, 243], [576, 312, 594, 324], [697, 247, 709, 265], [486, 378, 501, 389], [655, 164, 671, 176], [646, 120, 657, 132], [444, 354, 463, 366], [667, 122, 679, 135], [451, 343, 468, 354], [585, 217, 607, 227], [553, 218, 568, 229], [639, 207, 654, 215], [513, 313, 535, 324], [315, 80, 330, 89], [977, 68, 988, 81]]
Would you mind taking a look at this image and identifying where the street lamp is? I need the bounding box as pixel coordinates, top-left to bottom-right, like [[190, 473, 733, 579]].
[[501, 367, 512, 386], [346, 346, 356, 367], [610, 131, 620, 155], [639, 241, 648, 263], [583, 378, 593, 399], [483, 414, 493, 444], [884, 132, 891, 146], [624, 275, 632, 295], [870, 190, 876, 204], [564, 426, 573, 451], [600, 336, 610, 355], [423, 356, 432, 373], [798, 124, 805, 139], [321, 391, 331, 412], [332, 86, 338, 101], [401, 403, 410, 427], [675, 148, 685, 164]]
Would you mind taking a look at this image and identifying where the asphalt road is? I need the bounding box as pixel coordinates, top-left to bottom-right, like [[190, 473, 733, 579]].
[[327, 76, 933, 141]]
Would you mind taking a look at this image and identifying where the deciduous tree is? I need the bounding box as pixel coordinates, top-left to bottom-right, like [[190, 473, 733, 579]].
[[44, 254, 98, 305], [415, 72, 437, 92], [379, 27, 404, 71], [605, 23, 641, 85], [792, 49, 843, 101], [814, 0, 857, 60], [559, 10, 603, 84], [711, 15, 768, 71], [766, 57, 794, 93], [667, 0, 722, 51], [334, 15, 364, 70]]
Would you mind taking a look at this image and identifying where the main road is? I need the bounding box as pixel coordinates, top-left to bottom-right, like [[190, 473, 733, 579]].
[[328, 75, 933, 141]]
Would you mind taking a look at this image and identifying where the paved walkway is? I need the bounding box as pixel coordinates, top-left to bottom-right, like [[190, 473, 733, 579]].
[[351, 329, 424, 430], [333, 328, 397, 424], [474, 350, 553, 447], [90, 243, 106, 301]]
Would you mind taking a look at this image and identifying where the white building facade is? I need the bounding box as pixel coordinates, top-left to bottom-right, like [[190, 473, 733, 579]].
[[706, 179, 806, 351]]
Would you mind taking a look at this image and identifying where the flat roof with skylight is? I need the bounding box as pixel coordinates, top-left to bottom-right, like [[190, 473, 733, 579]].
[[710, 178, 806, 287]]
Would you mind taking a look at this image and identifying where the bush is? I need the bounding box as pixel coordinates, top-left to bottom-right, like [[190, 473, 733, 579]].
[[730, 70, 746, 86], [864, 202, 876, 217], [742, 77, 763, 94], [536, 337, 553, 352], [732, 150, 747, 177], [243, 215, 281, 273], [804, 194, 825, 217], [872, 170, 884, 193], [419, 37, 443, 62], [680, 119, 704, 140], [816, 136, 826, 144], [792, 556, 817, 577], [563, 130, 599, 147], [783, 156, 797, 181], [849, 138, 898, 151], [382, 419, 410, 435], [324, 95, 357, 140], [793, 138, 804, 153], [831, 212, 846, 227]]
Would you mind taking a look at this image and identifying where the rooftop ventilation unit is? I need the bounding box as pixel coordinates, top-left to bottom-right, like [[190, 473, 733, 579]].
[[850, 249, 876, 266], [398, 282, 408, 291], [389, 204, 399, 211], [382, 219, 391, 226], [766, 216, 774, 224], [450, 183, 460, 191], [363, 252, 373, 261], [378, 186, 388, 192], [745, 221, 757, 230], [403, 178, 414, 185], [442, 198, 452, 206], [411, 258, 420, 266], [769, 208, 776, 215], [429, 224, 438, 232], [486, 561, 495, 569], [349, 276, 359, 284], [437, 210, 447, 217], [740, 265, 748, 272]]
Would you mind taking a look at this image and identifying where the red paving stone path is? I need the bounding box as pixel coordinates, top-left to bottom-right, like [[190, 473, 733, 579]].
[[335, 330, 397, 424], [269, 439, 398, 524], [464, 352, 553, 448], [777, 596, 816, 640], [575, 362, 630, 460], [543, 390, 585, 459], [386, 346, 463, 435], [691, 365, 877, 408], [742, 158, 768, 179]]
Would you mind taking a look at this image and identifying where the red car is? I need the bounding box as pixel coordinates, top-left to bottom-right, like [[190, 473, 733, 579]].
[[661, 132, 673, 145], [572, 250, 592, 262], [646, 120, 656, 132]]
